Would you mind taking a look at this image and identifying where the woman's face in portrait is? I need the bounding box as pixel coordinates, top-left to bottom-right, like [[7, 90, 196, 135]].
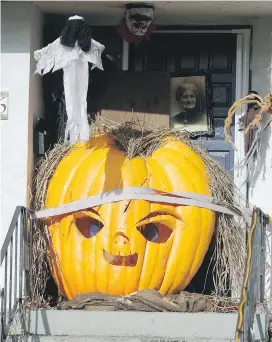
[[178, 88, 197, 109]]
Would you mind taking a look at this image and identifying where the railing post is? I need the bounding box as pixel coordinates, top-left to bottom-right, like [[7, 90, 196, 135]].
[[8, 235, 13, 320], [23, 208, 30, 300], [241, 208, 268, 341], [3, 250, 8, 335], [13, 220, 18, 314], [19, 209, 24, 303], [28, 214, 33, 302]]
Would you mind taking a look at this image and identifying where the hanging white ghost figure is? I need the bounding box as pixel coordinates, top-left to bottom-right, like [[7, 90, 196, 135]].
[[125, 4, 154, 36], [34, 15, 105, 144]]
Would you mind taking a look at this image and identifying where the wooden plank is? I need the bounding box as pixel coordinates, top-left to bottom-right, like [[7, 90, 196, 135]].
[[100, 110, 168, 130], [33, 186, 250, 221], [99, 71, 170, 130]]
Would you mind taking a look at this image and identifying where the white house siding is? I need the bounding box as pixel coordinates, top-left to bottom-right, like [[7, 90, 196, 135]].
[[249, 19, 272, 212], [0, 2, 43, 252], [27, 5, 44, 205], [249, 19, 272, 305]]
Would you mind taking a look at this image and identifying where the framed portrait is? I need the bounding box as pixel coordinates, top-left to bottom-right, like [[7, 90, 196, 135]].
[[170, 73, 214, 137]]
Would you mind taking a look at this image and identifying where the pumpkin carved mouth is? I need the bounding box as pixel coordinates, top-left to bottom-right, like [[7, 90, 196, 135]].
[[103, 249, 138, 267]]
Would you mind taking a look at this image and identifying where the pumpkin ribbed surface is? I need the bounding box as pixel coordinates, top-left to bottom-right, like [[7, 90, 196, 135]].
[[46, 134, 215, 299]]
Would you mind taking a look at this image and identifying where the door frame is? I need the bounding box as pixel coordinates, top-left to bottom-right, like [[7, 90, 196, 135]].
[[121, 28, 251, 201]]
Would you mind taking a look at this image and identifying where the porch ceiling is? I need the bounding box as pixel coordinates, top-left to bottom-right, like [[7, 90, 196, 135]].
[[32, 1, 272, 25]]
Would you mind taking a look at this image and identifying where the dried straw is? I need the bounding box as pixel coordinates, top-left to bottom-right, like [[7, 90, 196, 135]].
[[30, 117, 247, 306], [30, 142, 71, 306]]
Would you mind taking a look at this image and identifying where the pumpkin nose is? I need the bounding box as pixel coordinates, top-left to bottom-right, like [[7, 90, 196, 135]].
[[112, 232, 130, 255]]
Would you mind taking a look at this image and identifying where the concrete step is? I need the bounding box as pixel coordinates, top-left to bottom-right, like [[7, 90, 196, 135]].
[[9, 310, 269, 341], [23, 337, 236, 342]]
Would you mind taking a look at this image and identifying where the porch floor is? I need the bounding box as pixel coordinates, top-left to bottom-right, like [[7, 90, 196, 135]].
[[9, 310, 269, 341]]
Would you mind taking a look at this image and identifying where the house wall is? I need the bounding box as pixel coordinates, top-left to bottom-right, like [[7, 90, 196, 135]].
[[0, 2, 43, 249], [249, 18, 272, 304], [249, 19, 272, 213], [27, 5, 44, 206]]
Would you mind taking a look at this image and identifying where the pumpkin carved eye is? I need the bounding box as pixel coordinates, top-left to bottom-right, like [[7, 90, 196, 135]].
[[75, 217, 104, 238], [138, 223, 173, 243]]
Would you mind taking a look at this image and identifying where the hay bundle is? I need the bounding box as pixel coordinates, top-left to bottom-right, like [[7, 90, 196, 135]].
[[30, 117, 247, 306]]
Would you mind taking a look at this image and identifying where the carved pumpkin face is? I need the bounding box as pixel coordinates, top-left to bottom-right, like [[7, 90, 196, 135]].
[[46, 134, 215, 300]]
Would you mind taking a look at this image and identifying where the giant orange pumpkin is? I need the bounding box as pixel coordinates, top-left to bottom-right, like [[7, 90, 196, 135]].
[[46, 133, 215, 300]]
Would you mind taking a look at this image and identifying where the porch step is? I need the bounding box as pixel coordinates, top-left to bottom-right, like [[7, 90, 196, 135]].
[[10, 310, 269, 341], [23, 338, 236, 342]]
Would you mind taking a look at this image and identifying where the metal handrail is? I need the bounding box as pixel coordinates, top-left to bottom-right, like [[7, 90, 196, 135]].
[[242, 208, 267, 341], [0, 206, 33, 340], [1, 206, 25, 264], [235, 207, 268, 342]]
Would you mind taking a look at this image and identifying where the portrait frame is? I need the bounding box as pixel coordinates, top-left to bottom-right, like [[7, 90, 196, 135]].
[[170, 71, 214, 138]]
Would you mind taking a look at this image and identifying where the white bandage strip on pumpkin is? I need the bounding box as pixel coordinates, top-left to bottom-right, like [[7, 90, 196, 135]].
[[33, 187, 251, 223]]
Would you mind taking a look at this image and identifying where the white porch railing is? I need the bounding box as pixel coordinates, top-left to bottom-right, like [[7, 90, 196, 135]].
[[0, 206, 33, 340]]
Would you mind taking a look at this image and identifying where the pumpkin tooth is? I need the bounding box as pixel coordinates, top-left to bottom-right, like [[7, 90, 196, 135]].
[[103, 249, 138, 267]]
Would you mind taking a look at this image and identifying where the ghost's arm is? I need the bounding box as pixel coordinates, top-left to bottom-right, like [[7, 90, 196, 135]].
[[34, 37, 105, 75], [84, 38, 105, 70], [34, 38, 63, 75]]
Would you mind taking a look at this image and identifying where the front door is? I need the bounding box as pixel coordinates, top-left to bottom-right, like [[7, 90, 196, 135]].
[[129, 33, 236, 174], [129, 33, 237, 293]]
